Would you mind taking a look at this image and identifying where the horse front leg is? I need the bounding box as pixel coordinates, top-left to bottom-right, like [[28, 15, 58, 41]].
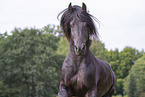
[[58, 89, 68, 97], [85, 88, 98, 97], [58, 81, 73, 97], [58, 81, 68, 97]]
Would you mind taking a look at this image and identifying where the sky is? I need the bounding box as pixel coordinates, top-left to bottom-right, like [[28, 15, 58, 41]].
[[0, 0, 145, 51]]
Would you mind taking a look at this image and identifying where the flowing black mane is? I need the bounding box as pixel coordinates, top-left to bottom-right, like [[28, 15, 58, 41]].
[[59, 5, 99, 41]]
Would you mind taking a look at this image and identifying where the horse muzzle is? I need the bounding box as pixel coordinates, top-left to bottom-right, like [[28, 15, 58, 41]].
[[74, 45, 86, 56]]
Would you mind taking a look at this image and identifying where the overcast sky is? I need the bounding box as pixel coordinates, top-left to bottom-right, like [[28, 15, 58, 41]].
[[0, 0, 145, 51]]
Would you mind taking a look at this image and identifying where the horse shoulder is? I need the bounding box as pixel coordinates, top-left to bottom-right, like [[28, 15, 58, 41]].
[[61, 56, 77, 84], [95, 58, 113, 77], [95, 58, 115, 96]]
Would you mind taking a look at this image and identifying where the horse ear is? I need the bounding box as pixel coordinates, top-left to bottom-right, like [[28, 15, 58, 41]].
[[68, 3, 73, 12], [82, 3, 87, 11]]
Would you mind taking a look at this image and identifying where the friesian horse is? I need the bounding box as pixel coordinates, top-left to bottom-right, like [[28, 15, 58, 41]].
[[58, 3, 116, 97]]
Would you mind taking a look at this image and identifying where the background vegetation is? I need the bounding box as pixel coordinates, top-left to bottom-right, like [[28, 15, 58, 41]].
[[0, 25, 144, 97]]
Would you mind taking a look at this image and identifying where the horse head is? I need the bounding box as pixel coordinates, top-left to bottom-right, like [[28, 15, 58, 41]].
[[60, 3, 99, 56]]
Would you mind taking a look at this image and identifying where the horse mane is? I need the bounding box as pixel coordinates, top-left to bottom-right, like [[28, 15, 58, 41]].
[[58, 5, 99, 41]]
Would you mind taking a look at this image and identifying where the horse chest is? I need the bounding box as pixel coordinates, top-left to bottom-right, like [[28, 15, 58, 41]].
[[63, 57, 96, 94], [70, 63, 96, 90]]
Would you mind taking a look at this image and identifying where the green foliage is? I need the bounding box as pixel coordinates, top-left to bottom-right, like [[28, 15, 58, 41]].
[[0, 32, 10, 53], [0, 25, 144, 97], [113, 47, 144, 96], [90, 40, 107, 60], [42, 24, 63, 38], [118, 47, 143, 79], [0, 27, 64, 97], [112, 95, 124, 97], [124, 54, 145, 97], [0, 80, 20, 97], [115, 79, 124, 96], [56, 37, 69, 57]]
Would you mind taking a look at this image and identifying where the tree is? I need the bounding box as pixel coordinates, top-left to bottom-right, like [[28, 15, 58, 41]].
[[56, 37, 69, 57], [42, 24, 63, 38], [118, 47, 144, 79], [115, 78, 124, 96], [0, 27, 64, 97], [90, 40, 107, 60], [0, 80, 20, 97], [105, 47, 144, 96], [124, 54, 145, 97]]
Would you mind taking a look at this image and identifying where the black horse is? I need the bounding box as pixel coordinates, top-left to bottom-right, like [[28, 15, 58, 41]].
[[58, 3, 116, 97]]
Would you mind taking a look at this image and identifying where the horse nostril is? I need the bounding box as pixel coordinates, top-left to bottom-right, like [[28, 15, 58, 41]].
[[82, 45, 85, 51]]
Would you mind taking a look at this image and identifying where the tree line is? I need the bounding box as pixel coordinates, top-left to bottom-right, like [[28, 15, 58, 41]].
[[0, 24, 144, 97]]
